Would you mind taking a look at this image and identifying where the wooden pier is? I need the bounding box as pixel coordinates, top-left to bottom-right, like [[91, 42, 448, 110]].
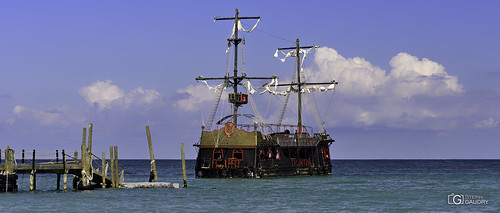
[[0, 123, 184, 192], [0, 124, 121, 191]]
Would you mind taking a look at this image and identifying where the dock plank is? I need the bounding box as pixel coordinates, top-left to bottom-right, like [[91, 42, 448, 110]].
[[1, 162, 82, 174]]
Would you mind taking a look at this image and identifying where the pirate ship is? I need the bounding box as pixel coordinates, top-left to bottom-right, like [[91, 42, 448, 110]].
[[194, 9, 338, 178]]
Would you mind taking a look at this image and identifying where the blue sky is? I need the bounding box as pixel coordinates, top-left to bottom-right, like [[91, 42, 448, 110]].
[[1, 1, 499, 159]]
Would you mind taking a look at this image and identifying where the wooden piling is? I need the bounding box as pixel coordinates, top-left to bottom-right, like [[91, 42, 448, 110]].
[[30, 149, 36, 191], [146, 126, 158, 182], [80, 128, 91, 189], [114, 146, 118, 187], [110, 146, 115, 188], [73, 151, 78, 189], [181, 143, 187, 188], [81, 138, 87, 188], [5, 146, 14, 174], [88, 123, 93, 154], [102, 152, 106, 188], [81, 127, 86, 187], [63, 149, 67, 191], [22, 149, 25, 164], [4, 147, 10, 174], [4, 147, 15, 192], [82, 127, 87, 150], [56, 150, 60, 190]]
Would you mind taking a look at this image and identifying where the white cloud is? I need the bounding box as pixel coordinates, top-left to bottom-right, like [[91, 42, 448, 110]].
[[79, 80, 124, 111], [474, 118, 498, 129], [310, 47, 388, 96], [174, 84, 218, 111], [79, 80, 163, 111], [122, 87, 162, 109], [310, 47, 463, 99], [10, 105, 84, 126], [303, 47, 467, 130], [388, 52, 463, 98]]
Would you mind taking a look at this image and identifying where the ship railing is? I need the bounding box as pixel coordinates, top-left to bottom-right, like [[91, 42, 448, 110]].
[[274, 135, 319, 147], [264, 124, 314, 136], [210, 123, 315, 137]]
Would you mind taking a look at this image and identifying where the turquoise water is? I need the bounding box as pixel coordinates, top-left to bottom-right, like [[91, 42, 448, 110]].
[[1, 160, 499, 212]]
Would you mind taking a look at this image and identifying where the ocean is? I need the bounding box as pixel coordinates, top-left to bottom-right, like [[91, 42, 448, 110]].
[[1, 160, 499, 212]]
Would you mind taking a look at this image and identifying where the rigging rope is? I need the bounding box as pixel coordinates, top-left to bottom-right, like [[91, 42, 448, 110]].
[[300, 60, 327, 133], [277, 60, 297, 125], [241, 39, 266, 128], [322, 86, 337, 125], [246, 85, 265, 127], [206, 84, 225, 131], [276, 90, 291, 125], [241, 22, 294, 44], [306, 89, 326, 133]]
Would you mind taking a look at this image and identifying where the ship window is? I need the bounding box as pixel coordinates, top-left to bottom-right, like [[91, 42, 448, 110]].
[[213, 149, 223, 159], [259, 148, 266, 161], [282, 148, 290, 158], [290, 148, 297, 159], [275, 148, 281, 160], [232, 149, 243, 160], [299, 148, 306, 159]]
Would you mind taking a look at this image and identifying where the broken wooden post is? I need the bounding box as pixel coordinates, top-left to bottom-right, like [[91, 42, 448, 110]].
[[80, 127, 91, 189], [4, 147, 15, 192], [146, 126, 158, 182], [5, 146, 14, 174], [102, 152, 106, 188], [82, 127, 87, 149], [73, 151, 78, 189], [110, 146, 115, 188], [63, 149, 67, 191], [88, 123, 93, 154], [81, 127, 87, 186], [114, 146, 119, 187], [30, 149, 36, 191], [181, 143, 187, 188], [56, 150, 60, 190]]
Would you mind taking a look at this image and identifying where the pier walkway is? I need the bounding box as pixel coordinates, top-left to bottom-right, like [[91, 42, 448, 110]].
[[1, 124, 121, 191], [1, 124, 185, 192]]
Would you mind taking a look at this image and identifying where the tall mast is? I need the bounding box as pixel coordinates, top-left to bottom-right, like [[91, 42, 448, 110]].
[[197, 9, 273, 128], [295, 39, 303, 132], [213, 9, 259, 125], [230, 9, 241, 125], [277, 39, 316, 133]]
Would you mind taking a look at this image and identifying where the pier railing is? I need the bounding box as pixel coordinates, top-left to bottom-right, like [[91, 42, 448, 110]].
[[0, 124, 124, 191], [1, 123, 184, 192]]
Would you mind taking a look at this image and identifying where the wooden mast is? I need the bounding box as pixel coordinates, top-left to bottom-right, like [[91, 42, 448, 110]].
[[197, 9, 273, 128], [213, 9, 259, 125], [277, 39, 316, 133], [295, 39, 303, 132], [231, 9, 240, 125], [276, 39, 337, 133]]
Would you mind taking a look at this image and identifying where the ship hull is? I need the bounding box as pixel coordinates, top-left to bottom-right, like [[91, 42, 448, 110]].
[[195, 144, 332, 178]]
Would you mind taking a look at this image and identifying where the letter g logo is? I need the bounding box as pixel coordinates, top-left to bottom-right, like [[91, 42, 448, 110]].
[[453, 194, 463, 205]]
